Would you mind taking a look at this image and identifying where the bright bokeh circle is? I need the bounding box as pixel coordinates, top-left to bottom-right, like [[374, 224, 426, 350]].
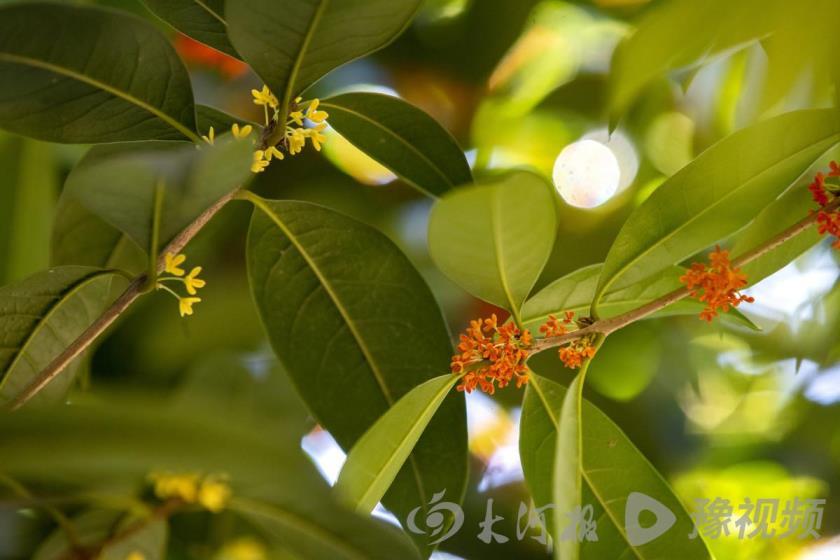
[[552, 139, 620, 208]]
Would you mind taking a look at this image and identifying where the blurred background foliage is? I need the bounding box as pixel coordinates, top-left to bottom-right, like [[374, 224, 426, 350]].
[[2, 0, 840, 558]]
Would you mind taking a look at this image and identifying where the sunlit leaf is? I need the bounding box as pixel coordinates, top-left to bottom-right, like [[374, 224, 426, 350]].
[[246, 197, 467, 552], [322, 93, 472, 198], [226, 0, 421, 113], [336, 375, 458, 513], [551, 371, 584, 560], [595, 109, 840, 305], [143, 0, 239, 57], [0, 267, 123, 406], [428, 171, 557, 316], [521, 374, 711, 559], [0, 3, 199, 143]]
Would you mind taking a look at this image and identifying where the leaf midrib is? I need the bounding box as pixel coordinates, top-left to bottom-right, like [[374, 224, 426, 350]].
[[322, 99, 455, 195], [251, 198, 432, 515], [193, 0, 226, 25], [491, 186, 521, 322], [529, 375, 644, 560], [351, 375, 455, 510], [0, 53, 199, 143], [280, 0, 329, 123], [597, 123, 840, 299]]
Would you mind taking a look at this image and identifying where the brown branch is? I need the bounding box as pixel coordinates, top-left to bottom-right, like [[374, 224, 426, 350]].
[[7, 189, 241, 411], [531, 198, 839, 353]]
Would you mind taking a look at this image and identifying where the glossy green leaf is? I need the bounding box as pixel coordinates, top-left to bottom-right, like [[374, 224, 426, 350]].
[[143, 0, 239, 57], [595, 109, 840, 305], [428, 171, 557, 317], [336, 374, 458, 513], [246, 197, 467, 550], [322, 93, 472, 198], [66, 134, 253, 254], [521, 375, 711, 559], [522, 265, 757, 331], [0, 134, 57, 284], [552, 371, 584, 560], [0, 267, 122, 407], [0, 3, 199, 143], [226, 0, 421, 113], [732, 182, 823, 284], [51, 195, 146, 274]]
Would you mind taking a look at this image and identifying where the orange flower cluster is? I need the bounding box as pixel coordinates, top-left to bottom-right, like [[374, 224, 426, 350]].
[[680, 247, 755, 322], [810, 162, 840, 249], [451, 314, 532, 394], [539, 312, 596, 369]]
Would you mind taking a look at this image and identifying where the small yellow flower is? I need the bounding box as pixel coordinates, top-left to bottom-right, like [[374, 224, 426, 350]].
[[198, 476, 232, 513], [264, 146, 284, 161], [288, 128, 307, 155], [305, 99, 329, 123], [126, 551, 147, 560], [251, 150, 270, 173], [215, 537, 267, 560], [164, 253, 186, 277], [184, 266, 206, 295], [307, 123, 327, 151], [149, 471, 200, 502], [231, 123, 253, 140], [251, 85, 278, 108], [289, 110, 304, 126], [201, 126, 215, 145], [179, 297, 201, 317]]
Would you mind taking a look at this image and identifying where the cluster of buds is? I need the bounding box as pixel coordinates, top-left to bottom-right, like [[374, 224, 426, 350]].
[[680, 247, 754, 322], [450, 311, 598, 395], [450, 314, 532, 394], [810, 162, 840, 249]]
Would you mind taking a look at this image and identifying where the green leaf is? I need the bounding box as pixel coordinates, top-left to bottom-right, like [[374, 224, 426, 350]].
[[0, 134, 57, 284], [521, 375, 711, 559], [595, 109, 840, 305], [732, 182, 823, 284], [51, 195, 146, 274], [226, 0, 421, 113], [234, 497, 421, 560], [428, 171, 557, 318], [0, 3, 199, 143], [0, 267, 122, 407], [99, 517, 168, 560], [196, 104, 258, 138], [522, 265, 758, 331], [1, 394, 421, 560], [336, 374, 458, 513], [246, 197, 467, 550], [142, 0, 239, 57], [65, 134, 253, 254], [551, 370, 584, 560], [322, 93, 472, 198]]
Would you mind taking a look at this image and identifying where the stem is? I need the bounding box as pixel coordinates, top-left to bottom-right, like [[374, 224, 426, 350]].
[[532, 199, 839, 354], [7, 189, 241, 411]]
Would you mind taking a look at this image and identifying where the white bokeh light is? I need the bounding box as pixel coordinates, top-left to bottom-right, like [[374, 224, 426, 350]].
[[582, 128, 639, 191], [553, 139, 620, 208]]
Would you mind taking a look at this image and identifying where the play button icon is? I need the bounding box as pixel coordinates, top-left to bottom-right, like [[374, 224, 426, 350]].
[[625, 492, 677, 546]]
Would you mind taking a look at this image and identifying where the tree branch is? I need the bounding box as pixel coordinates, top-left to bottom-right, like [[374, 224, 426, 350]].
[[7, 189, 241, 411], [531, 198, 839, 353]]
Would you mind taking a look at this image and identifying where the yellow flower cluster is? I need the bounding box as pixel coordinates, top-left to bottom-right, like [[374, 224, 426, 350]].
[[249, 85, 329, 174], [157, 253, 206, 317], [148, 471, 231, 513], [215, 537, 268, 560]]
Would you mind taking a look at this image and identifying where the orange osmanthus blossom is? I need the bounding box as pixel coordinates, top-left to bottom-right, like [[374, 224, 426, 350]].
[[810, 162, 840, 249], [680, 247, 755, 322], [450, 311, 597, 394]]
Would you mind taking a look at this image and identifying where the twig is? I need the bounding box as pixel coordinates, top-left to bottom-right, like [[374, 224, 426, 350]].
[[7, 189, 241, 411], [531, 198, 839, 353]]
